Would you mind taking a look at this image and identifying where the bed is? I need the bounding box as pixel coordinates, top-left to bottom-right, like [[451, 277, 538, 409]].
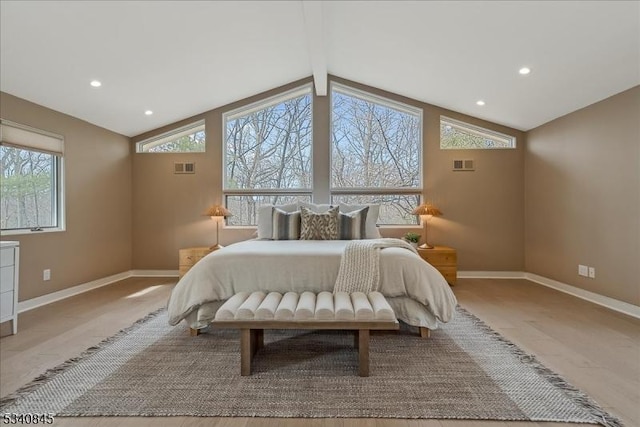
[[167, 238, 458, 331]]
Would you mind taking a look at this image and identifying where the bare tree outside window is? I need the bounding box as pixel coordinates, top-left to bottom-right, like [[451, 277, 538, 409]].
[[223, 84, 422, 226], [225, 194, 312, 226], [332, 194, 421, 224], [224, 88, 313, 225], [440, 117, 515, 149], [137, 121, 206, 153], [145, 130, 205, 153], [1, 145, 57, 230], [331, 85, 422, 224]]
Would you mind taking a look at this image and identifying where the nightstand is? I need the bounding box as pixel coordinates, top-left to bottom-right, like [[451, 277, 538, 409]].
[[179, 247, 216, 278], [417, 246, 457, 286]]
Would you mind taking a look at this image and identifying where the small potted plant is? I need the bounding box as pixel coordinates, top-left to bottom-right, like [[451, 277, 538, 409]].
[[404, 232, 421, 248]]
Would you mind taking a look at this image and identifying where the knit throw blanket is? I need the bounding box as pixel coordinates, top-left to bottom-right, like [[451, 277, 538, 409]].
[[333, 238, 418, 294]]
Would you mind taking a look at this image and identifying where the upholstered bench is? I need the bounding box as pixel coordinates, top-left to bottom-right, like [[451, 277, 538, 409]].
[[208, 291, 399, 377]]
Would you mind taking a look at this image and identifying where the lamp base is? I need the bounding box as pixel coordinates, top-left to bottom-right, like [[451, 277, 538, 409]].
[[418, 243, 434, 249]]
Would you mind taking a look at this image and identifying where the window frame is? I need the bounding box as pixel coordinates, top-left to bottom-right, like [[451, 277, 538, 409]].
[[0, 120, 65, 235], [136, 120, 206, 153], [222, 84, 314, 226], [440, 116, 516, 149], [329, 82, 423, 225]]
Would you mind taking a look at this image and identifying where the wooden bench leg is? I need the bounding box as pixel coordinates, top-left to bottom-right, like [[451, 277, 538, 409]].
[[419, 327, 431, 338], [240, 329, 253, 376], [358, 329, 369, 377], [190, 327, 200, 336]]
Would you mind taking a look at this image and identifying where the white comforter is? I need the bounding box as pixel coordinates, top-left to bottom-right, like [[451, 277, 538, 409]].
[[167, 239, 457, 328]]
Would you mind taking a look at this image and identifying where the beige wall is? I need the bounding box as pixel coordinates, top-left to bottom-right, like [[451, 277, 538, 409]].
[[525, 86, 640, 306], [132, 76, 526, 271], [0, 93, 132, 301], [4, 78, 635, 310]]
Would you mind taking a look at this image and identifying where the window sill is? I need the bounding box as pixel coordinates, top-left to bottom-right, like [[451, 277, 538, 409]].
[[223, 225, 421, 229], [1, 227, 65, 237]]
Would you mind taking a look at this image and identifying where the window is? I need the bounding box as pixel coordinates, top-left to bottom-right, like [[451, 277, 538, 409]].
[[136, 120, 205, 153], [331, 83, 422, 224], [223, 85, 313, 225], [1, 120, 64, 233], [440, 116, 515, 149]]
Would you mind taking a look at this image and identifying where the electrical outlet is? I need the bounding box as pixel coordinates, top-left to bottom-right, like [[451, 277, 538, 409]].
[[578, 264, 588, 277], [588, 267, 595, 279], [43, 269, 51, 281]]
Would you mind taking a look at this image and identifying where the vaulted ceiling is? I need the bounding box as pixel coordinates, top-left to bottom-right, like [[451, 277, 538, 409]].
[[1, 1, 638, 137]]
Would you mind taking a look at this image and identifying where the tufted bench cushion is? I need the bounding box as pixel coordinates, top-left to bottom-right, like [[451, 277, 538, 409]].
[[214, 291, 396, 322]]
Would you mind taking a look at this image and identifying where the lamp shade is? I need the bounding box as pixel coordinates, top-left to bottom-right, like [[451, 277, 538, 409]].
[[411, 204, 442, 217], [203, 205, 233, 218]]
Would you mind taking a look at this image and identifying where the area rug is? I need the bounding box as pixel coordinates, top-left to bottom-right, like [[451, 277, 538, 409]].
[[0, 307, 622, 426]]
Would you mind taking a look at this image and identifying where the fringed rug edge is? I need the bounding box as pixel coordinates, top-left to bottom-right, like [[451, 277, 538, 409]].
[[456, 306, 624, 427], [0, 307, 167, 410]]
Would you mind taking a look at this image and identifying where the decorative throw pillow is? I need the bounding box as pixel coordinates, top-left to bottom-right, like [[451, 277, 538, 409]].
[[299, 206, 339, 240], [339, 203, 381, 238], [257, 203, 298, 239], [271, 208, 301, 240], [338, 207, 369, 240]]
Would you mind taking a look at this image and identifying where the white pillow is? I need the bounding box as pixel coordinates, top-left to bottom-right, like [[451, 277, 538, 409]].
[[298, 201, 333, 213], [339, 203, 381, 239], [257, 203, 298, 239]]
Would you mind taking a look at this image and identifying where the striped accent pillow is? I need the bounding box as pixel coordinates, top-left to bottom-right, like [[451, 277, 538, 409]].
[[271, 208, 301, 240], [338, 206, 369, 240]]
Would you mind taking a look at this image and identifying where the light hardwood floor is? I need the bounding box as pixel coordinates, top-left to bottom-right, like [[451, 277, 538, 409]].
[[1, 277, 638, 427]]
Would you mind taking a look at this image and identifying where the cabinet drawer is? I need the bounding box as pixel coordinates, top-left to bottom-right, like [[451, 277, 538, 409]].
[[0, 248, 14, 268], [420, 251, 457, 266], [179, 248, 212, 266], [0, 266, 14, 293], [0, 291, 14, 320]]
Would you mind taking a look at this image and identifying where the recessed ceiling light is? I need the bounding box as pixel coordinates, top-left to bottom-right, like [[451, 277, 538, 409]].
[[90, 80, 102, 87], [519, 67, 531, 75], [476, 100, 485, 106], [144, 110, 153, 116]]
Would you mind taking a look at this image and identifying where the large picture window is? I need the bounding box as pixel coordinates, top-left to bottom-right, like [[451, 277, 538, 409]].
[[331, 83, 422, 224], [223, 85, 313, 225], [1, 121, 64, 233]]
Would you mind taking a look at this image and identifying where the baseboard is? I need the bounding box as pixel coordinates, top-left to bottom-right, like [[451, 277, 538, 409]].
[[524, 272, 640, 320], [17, 270, 179, 314], [457, 271, 639, 320], [130, 270, 179, 277], [458, 271, 525, 279], [18, 271, 133, 314], [17, 269, 639, 321]]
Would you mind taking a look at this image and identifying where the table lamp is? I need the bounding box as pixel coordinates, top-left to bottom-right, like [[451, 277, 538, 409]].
[[411, 203, 442, 249], [203, 205, 232, 250]]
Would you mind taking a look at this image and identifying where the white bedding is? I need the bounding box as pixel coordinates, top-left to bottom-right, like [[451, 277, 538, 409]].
[[167, 239, 457, 329]]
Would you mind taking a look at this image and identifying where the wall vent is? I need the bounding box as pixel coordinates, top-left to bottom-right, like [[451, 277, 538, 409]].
[[453, 159, 474, 171], [174, 162, 195, 174]]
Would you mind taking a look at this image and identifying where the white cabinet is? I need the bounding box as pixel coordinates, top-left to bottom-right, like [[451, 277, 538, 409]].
[[0, 241, 19, 335]]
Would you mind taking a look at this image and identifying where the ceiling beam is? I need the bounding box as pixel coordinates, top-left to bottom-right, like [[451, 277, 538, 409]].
[[301, 0, 327, 96]]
